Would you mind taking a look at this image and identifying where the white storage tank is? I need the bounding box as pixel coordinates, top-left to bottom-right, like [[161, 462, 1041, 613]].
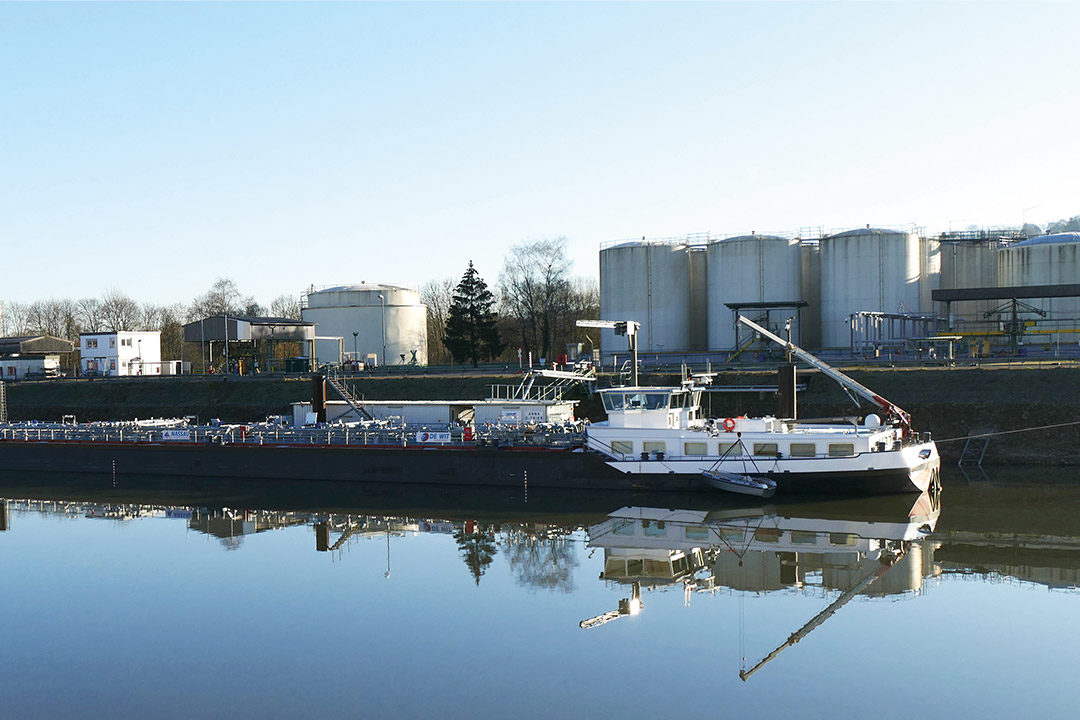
[[706, 235, 804, 350], [998, 233, 1080, 343], [939, 240, 1001, 326], [599, 241, 698, 355], [302, 284, 428, 366], [820, 228, 924, 348]]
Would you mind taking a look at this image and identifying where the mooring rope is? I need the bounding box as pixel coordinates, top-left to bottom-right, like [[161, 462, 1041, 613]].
[[934, 419, 1080, 444]]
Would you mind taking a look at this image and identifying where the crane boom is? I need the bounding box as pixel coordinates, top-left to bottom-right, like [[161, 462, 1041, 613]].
[[737, 315, 911, 431]]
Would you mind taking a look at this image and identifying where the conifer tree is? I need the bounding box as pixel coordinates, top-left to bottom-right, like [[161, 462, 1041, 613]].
[[444, 261, 503, 367]]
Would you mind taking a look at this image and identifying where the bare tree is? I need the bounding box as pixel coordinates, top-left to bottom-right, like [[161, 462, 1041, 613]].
[[420, 277, 455, 364], [499, 238, 573, 360], [268, 294, 301, 320], [189, 278, 243, 319], [99, 289, 141, 332], [1, 301, 30, 337], [76, 297, 103, 333]]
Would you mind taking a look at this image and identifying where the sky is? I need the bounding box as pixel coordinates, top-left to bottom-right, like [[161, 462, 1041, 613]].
[[2, 2, 1078, 307]]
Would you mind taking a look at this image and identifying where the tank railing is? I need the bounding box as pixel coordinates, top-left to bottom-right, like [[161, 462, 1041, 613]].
[[0, 421, 588, 450]]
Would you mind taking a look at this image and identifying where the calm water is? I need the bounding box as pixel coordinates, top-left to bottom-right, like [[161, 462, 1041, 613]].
[[1, 468, 1077, 719]]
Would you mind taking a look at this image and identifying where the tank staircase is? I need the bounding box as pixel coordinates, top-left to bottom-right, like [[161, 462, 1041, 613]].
[[324, 372, 374, 420]]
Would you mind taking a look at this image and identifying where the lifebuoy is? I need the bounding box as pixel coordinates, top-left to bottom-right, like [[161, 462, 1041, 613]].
[[722, 417, 737, 432]]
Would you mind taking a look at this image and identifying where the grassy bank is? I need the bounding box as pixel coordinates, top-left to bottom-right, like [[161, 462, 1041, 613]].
[[4, 365, 1078, 465]]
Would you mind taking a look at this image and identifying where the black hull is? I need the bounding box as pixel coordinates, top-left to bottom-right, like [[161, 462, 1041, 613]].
[[0, 440, 931, 496]]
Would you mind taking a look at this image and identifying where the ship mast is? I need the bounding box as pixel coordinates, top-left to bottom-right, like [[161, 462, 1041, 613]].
[[737, 315, 912, 433]]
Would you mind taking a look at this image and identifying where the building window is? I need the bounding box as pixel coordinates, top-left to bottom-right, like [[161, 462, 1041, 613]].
[[121, 338, 132, 347], [610, 440, 633, 455], [790, 443, 816, 457], [109, 337, 116, 348], [683, 441, 708, 456], [6, 367, 14, 376], [828, 443, 856, 457], [109, 360, 116, 371], [86, 339, 97, 349], [753, 443, 779, 457]]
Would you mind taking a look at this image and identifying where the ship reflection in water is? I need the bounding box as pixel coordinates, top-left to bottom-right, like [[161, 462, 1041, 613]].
[[582, 492, 940, 678], [2, 471, 1080, 717]]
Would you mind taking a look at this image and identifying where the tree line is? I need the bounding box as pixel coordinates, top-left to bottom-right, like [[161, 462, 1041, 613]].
[[0, 279, 302, 374], [1, 237, 599, 372]]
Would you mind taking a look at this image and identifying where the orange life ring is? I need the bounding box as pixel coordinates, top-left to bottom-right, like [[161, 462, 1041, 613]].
[[722, 417, 737, 432]]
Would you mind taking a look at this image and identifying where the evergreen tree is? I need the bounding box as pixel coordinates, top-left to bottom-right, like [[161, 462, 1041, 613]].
[[444, 261, 503, 367]]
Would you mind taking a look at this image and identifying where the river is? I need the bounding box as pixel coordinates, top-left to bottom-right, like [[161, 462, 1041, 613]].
[[0, 467, 1076, 719]]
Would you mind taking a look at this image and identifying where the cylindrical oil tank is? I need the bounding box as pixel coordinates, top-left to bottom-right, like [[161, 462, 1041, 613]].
[[820, 228, 923, 348], [301, 284, 428, 366], [706, 235, 804, 350], [939, 240, 1001, 327], [599, 241, 699, 355], [998, 233, 1080, 344]]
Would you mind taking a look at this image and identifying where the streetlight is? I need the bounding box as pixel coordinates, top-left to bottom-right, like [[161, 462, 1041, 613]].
[[352, 331, 358, 370], [377, 293, 386, 368]]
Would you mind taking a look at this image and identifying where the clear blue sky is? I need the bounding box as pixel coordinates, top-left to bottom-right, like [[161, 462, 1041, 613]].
[[2, 2, 1077, 307]]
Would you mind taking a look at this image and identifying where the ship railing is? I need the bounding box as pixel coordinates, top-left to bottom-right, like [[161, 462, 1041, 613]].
[[0, 421, 588, 449]]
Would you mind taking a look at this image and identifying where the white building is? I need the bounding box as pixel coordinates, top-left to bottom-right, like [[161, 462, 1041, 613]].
[[81, 331, 163, 377]]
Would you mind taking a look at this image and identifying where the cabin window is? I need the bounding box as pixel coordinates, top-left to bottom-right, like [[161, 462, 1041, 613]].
[[830, 533, 857, 546], [610, 440, 633, 455], [719, 527, 744, 542], [683, 442, 708, 456], [718, 442, 743, 457], [602, 393, 626, 412], [669, 393, 688, 409], [754, 528, 780, 543], [753, 443, 779, 458], [685, 525, 709, 540], [643, 441, 666, 454], [613, 519, 635, 536], [791, 531, 818, 545], [642, 519, 666, 538], [828, 443, 856, 457], [790, 443, 816, 457]]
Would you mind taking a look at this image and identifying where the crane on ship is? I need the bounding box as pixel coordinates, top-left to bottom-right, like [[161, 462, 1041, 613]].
[[737, 315, 913, 435], [576, 320, 641, 387]]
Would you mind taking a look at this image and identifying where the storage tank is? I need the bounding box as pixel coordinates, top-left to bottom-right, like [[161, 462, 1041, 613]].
[[706, 235, 804, 350], [819, 228, 923, 348], [998, 233, 1080, 343], [599, 241, 700, 355], [302, 284, 428, 366], [939, 240, 1001, 327]]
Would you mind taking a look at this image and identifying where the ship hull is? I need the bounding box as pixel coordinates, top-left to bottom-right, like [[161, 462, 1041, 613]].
[[0, 438, 938, 495]]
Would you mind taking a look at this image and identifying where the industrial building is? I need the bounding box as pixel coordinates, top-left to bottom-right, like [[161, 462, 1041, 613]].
[[0, 335, 74, 379], [302, 283, 428, 368], [182, 316, 316, 373], [599, 227, 1079, 357]]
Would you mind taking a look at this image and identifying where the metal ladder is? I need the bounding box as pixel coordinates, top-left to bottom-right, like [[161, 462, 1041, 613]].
[[0, 381, 6, 423], [958, 431, 991, 467]]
